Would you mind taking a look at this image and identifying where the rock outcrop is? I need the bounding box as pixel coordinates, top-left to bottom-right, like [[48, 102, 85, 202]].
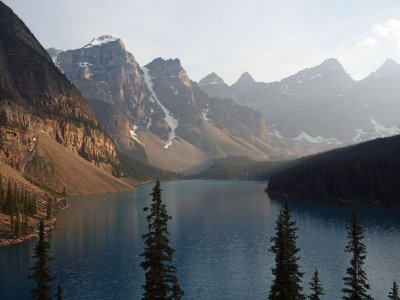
[[0, 2, 118, 183], [50, 39, 283, 171]]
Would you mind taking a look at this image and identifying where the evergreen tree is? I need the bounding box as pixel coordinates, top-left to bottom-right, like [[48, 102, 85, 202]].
[[269, 200, 305, 300], [308, 269, 324, 300], [140, 179, 184, 300], [342, 211, 372, 300], [14, 212, 22, 238], [46, 200, 53, 220], [55, 283, 62, 300], [28, 221, 55, 300], [389, 282, 399, 300], [4, 179, 13, 214], [23, 212, 30, 236]]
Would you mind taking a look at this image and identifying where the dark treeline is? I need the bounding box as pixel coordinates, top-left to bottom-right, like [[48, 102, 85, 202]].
[[113, 148, 180, 181], [0, 174, 37, 238], [190, 156, 285, 179], [267, 135, 400, 204]]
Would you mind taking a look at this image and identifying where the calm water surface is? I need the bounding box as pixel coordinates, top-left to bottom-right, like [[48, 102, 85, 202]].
[[1, 180, 400, 299]]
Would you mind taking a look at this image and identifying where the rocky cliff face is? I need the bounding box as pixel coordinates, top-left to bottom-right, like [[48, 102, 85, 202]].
[[50, 36, 169, 147], [0, 3, 116, 174], [50, 39, 278, 171], [144, 57, 270, 146]]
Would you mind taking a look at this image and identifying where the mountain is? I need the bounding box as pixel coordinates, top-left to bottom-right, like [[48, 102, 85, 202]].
[[50, 38, 290, 172], [200, 58, 400, 148], [0, 3, 133, 195], [267, 134, 400, 204], [199, 72, 235, 100]]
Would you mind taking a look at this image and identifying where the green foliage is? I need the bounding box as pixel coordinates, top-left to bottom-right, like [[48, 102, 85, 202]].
[[269, 200, 305, 300], [140, 180, 184, 300], [267, 135, 400, 204], [308, 269, 324, 300], [114, 148, 179, 182], [28, 220, 55, 300], [389, 282, 399, 300], [342, 212, 372, 300], [189, 156, 285, 179]]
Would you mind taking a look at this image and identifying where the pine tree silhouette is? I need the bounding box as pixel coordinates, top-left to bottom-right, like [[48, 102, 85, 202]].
[[140, 179, 183, 300], [269, 200, 305, 300], [342, 211, 372, 300], [28, 221, 55, 299]]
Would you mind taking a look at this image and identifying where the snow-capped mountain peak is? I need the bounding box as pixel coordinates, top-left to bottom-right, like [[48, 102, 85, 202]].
[[84, 35, 118, 48]]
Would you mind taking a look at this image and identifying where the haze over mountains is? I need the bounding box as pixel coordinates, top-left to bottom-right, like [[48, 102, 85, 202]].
[[200, 58, 400, 145], [48, 36, 289, 172]]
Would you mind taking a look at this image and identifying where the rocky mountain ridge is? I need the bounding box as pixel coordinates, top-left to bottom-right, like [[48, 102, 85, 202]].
[[200, 58, 400, 146], [49, 37, 288, 172]]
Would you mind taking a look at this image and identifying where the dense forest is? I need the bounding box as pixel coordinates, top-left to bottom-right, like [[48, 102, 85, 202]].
[[267, 135, 400, 204], [190, 156, 285, 179]]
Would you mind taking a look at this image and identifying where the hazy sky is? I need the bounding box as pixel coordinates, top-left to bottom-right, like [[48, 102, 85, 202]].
[[4, 0, 400, 84]]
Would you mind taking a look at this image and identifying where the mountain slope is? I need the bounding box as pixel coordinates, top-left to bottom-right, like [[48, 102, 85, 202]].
[[0, 2, 133, 194]]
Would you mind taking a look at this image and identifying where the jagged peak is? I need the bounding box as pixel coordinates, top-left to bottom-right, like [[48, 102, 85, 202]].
[[369, 58, 400, 78], [199, 72, 225, 85], [83, 35, 120, 48], [235, 72, 255, 85], [379, 58, 400, 70]]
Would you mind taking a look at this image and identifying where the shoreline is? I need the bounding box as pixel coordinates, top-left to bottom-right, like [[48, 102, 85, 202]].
[[0, 182, 139, 247]]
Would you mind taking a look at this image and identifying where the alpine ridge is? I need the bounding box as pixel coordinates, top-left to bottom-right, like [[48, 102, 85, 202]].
[[200, 58, 400, 150], [49, 37, 290, 172]]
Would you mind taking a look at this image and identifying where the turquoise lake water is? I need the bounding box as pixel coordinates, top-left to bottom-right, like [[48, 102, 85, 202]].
[[1, 180, 400, 299]]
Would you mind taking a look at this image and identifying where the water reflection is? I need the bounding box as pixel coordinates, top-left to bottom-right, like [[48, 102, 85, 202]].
[[0, 180, 399, 299]]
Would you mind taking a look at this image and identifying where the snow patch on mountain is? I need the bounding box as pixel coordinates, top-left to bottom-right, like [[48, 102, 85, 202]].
[[130, 124, 143, 145], [142, 66, 179, 148], [309, 73, 322, 80], [352, 129, 369, 142], [199, 81, 220, 85], [270, 130, 342, 145], [293, 131, 342, 145], [201, 109, 210, 121], [84, 35, 118, 48], [370, 117, 400, 137], [168, 82, 178, 95], [351, 118, 400, 143], [79, 62, 92, 68]]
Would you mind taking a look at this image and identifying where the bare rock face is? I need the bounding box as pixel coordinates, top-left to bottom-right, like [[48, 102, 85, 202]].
[[199, 72, 236, 101], [49, 37, 277, 169], [145, 57, 270, 145], [0, 3, 116, 173], [52, 36, 170, 146]]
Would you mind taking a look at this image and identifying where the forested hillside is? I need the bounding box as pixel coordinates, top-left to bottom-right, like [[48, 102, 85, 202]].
[[267, 135, 400, 204]]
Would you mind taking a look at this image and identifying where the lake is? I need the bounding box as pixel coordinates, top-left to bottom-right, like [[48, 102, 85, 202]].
[[1, 180, 400, 299]]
